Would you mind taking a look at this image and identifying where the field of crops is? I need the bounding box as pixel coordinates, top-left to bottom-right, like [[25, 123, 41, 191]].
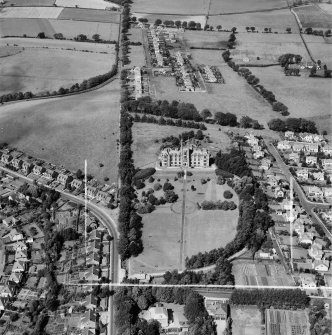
[[293, 5, 332, 29], [132, 0, 209, 15], [209, 0, 288, 14], [55, 0, 119, 9], [303, 35, 332, 68], [207, 9, 299, 32], [0, 6, 63, 18], [3, 0, 55, 6], [58, 7, 120, 23]]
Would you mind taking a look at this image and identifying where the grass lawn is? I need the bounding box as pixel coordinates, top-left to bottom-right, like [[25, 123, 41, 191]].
[[249, 66, 331, 133], [150, 51, 279, 128], [302, 34, 332, 68], [209, 0, 288, 14], [231, 306, 262, 335], [0, 38, 116, 95], [0, 79, 120, 183], [231, 33, 311, 65], [129, 174, 239, 274], [132, 0, 210, 15], [293, 5, 332, 29], [207, 9, 299, 32]]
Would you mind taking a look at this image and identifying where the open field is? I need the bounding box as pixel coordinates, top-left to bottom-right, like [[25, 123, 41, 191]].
[[319, 3, 332, 15], [0, 80, 120, 182], [303, 35, 332, 68], [182, 30, 230, 49], [0, 38, 115, 95], [249, 66, 332, 133], [150, 50, 279, 128], [129, 175, 239, 274], [231, 306, 262, 335], [132, 123, 232, 168], [133, 13, 207, 26], [55, 0, 119, 9], [3, 0, 55, 5], [293, 5, 332, 28], [0, 45, 23, 57], [58, 7, 120, 23], [231, 33, 310, 65], [49, 20, 119, 40], [207, 9, 299, 32], [210, 0, 288, 14], [0, 6, 63, 18], [132, 0, 210, 15], [0, 18, 119, 40]]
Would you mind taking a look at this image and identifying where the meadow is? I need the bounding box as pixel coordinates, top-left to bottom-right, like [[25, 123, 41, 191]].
[[0, 18, 119, 40], [303, 34, 332, 68], [209, 0, 288, 14], [55, 0, 119, 9], [230, 33, 310, 65], [150, 51, 279, 128], [129, 174, 239, 275], [132, 0, 210, 15], [0, 39, 116, 95], [249, 66, 331, 133], [3, 0, 55, 6], [207, 9, 299, 32], [293, 5, 332, 29], [0, 79, 120, 182]]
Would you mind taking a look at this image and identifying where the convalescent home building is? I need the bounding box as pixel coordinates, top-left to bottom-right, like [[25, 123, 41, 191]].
[[159, 144, 210, 168]]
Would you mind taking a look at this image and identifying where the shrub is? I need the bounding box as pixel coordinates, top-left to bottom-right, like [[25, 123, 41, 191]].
[[153, 183, 162, 191], [135, 180, 145, 189], [163, 182, 174, 191], [148, 176, 155, 183], [223, 190, 233, 199], [215, 169, 234, 178], [201, 178, 207, 184], [133, 168, 156, 181]]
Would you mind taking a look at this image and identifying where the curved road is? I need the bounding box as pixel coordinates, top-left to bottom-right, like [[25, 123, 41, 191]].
[[0, 166, 119, 335]]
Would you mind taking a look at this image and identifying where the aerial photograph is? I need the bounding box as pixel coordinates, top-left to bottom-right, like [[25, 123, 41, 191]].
[[0, 0, 331, 334]]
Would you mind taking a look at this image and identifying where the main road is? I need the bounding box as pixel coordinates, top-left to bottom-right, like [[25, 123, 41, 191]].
[[266, 142, 332, 240], [0, 166, 120, 335]]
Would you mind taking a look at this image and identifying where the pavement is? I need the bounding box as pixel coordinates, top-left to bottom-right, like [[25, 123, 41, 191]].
[[0, 166, 120, 335], [266, 142, 332, 241]]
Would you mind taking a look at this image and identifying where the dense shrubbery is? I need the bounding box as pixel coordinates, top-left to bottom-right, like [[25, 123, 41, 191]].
[[268, 117, 317, 133], [215, 149, 251, 177], [133, 168, 156, 181], [230, 289, 309, 309], [223, 190, 233, 199], [133, 113, 207, 130], [201, 200, 237, 210]]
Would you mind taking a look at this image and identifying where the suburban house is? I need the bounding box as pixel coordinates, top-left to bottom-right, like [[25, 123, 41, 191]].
[[260, 158, 271, 170], [296, 168, 309, 180], [43, 169, 58, 180], [141, 305, 169, 328], [57, 173, 73, 186], [311, 171, 325, 181], [15, 249, 28, 262], [285, 131, 295, 140], [298, 133, 324, 143], [289, 152, 300, 164], [292, 143, 305, 152], [71, 179, 83, 190], [300, 274, 316, 288], [86, 186, 98, 199], [308, 186, 323, 198], [322, 159, 332, 170], [9, 272, 22, 284], [1, 154, 13, 165], [21, 160, 33, 175], [11, 158, 23, 170], [79, 310, 97, 330], [309, 241, 324, 260], [321, 145, 332, 156], [306, 156, 317, 165], [253, 150, 264, 159], [32, 165, 45, 176], [12, 260, 26, 273], [96, 191, 111, 204], [83, 294, 98, 310], [2, 229, 24, 242], [204, 299, 228, 320], [313, 260, 329, 272], [323, 187, 332, 198], [274, 186, 285, 198], [277, 141, 291, 150], [304, 143, 319, 153], [298, 232, 314, 245]]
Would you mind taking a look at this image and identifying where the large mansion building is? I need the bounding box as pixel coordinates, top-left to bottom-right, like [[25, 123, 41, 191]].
[[159, 144, 210, 168]]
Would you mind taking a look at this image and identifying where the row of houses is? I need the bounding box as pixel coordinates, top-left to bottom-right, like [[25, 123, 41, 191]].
[[284, 131, 325, 143]]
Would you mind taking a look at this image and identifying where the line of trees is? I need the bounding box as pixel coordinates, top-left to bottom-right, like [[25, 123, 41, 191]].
[[132, 113, 207, 130], [153, 18, 202, 30], [268, 117, 318, 133], [230, 289, 310, 309]]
